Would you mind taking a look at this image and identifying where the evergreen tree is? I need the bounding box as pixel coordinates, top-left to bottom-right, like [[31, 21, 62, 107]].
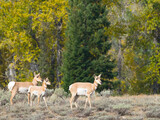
[[62, 0, 116, 92]]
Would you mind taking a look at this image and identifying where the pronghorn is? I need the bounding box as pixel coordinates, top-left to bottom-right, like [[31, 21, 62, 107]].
[[8, 72, 42, 105], [28, 78, 51, 107], [69, 74, 102, 109]]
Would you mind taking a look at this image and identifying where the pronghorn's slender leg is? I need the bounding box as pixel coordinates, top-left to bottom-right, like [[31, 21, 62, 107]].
[[87, 95, 91, 108], [10, 90, 17, 105], [70, 93, 76, 109], [43, 97, 48, 107], [37, 95, 40, 105], [30, 94, 33, 106], [28, 93, 30, 105], [74, 95, 79, 108], [84, 97, 88, 108], [32, 95, 36, 101], [74, 102, 78, 108]]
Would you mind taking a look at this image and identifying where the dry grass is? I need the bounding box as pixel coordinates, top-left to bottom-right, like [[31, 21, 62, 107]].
[[1, 89, 160, 120]]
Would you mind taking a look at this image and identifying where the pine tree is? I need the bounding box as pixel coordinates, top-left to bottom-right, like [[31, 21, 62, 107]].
[[62, 0, 116, 92]]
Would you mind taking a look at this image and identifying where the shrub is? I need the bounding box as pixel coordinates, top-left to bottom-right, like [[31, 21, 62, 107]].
[[95, 92, 102, 97], [100, 89, 111, 97], [79, 108, 92, 117], [88, 115, 99, 120], [51, 105, 71, 117], [121, 116, 143, 120], [0, 89, 10, 106], [45, 89, 54, 97], [93, 98, 112, 111], [59, 117, 79, 120], [146, 106, 160, 118], [54, 88, 68, 98], [50, 94, 58, 103], [147, 118, 159, 120], [49, 88, 69, 105], [97, 115, 119, 120], [112, 103, 132, 115], [9, 102, 30, 113], [0, 115, 9, 120]]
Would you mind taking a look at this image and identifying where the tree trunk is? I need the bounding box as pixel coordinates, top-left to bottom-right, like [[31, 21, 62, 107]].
[[56, 18, 63, 88], [118, 39, 122, 80], [117, 39, 122, 94], [6, 59, 16, 81]]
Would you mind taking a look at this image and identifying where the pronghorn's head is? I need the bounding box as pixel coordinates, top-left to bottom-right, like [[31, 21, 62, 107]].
[[33, 72, 42, 82], [94, 74, 102, 85], [44, 77, 51, 85]]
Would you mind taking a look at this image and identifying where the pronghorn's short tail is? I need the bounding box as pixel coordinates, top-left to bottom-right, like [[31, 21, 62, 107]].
[[8, 81, 16, 91], [69, 85, 72, 91]]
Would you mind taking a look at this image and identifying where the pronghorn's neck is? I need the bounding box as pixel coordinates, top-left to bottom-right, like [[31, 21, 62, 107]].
[[32, 78, 38, 86], [42, 82, 47, 90], [93, 80, 98, 87], [92, 80, 98, 90]]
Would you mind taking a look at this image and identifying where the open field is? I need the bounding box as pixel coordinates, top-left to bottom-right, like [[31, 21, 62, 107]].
[[1, 89, 160, 120]]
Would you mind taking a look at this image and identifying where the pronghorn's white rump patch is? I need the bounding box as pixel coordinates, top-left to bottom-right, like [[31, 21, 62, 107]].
[[69, 85, 72, 90], [28, 86, 32, 93], [77, 88, 87, 96], [8, 81, 15, 91], [18, 87, 28, 93]]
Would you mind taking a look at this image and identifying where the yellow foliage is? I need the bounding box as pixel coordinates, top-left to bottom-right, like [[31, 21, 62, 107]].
[[0, 0, 68, 87]]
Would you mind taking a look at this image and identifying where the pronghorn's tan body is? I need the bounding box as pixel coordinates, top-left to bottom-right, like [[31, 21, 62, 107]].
[[8, 73, 42, 105], [69, 74, 101, 109], [28, 78, 51, 107]]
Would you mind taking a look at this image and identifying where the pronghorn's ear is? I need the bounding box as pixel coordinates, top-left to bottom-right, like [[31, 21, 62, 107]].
[[99, 74, 101, 77], [93, 74, 96, 78], [46, 77, 49, 81], [37, 73, 40, 76], [34, 72, 36, 76]]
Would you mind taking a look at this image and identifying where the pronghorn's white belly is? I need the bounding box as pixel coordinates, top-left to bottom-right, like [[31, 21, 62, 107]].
[[32, 91, 45, 96], [18, 87, 28, 93], [77, 88, 87, 96], [32, 91, 39, 96]]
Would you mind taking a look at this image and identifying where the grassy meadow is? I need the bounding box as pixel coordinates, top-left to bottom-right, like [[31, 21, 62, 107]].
[[0, 88, 160, 120]]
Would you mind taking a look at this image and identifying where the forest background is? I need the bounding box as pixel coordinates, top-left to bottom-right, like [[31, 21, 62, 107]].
[[0, 0, 159, 94]]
